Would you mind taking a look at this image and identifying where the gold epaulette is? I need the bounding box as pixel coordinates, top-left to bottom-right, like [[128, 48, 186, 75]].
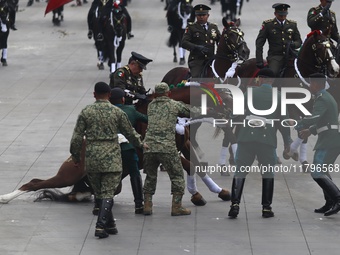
[[287, 19, 297, 24], [263, 19, 273, 24]]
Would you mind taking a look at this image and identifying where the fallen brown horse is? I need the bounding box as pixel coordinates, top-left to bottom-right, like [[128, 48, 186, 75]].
[[0, 140, 90, 204]]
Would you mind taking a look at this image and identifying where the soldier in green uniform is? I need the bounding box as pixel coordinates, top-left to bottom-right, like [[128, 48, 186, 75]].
[[181, 4, 221, 78], [109, 87, 148, 214], [255, 3, 302, 77], [297, 73, 340, 217], [228, 68, 291, 219], [307, 0, 340, 44], [143, 82, 202, 216], [70, 82, 145, 238], [109, 51, 152, 105]]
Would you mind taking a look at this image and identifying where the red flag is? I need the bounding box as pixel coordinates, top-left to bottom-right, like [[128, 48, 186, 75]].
[[45, 0, 74, 15]]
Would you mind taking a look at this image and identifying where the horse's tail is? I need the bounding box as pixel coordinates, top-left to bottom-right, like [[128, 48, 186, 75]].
[[167, 31, 178, 48], [34, 189, 71, 202]]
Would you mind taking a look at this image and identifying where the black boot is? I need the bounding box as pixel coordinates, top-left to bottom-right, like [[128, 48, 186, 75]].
[[314, 176, 340, 216], [105, 200, 118, 235], [262, 178, 274, 218], [130, 175, 144, 214], [92, 198, 100, 215], [314, 190, 334, 213], [228, 177, 245, 218], [95, 198, 113, 238]]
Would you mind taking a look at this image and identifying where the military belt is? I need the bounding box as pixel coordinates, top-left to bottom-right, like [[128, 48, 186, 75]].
[[316, 125, 339, 134]]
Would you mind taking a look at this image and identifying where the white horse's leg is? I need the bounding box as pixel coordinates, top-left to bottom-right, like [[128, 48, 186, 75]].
[[110, 63, 116, 73], [186, 175, 198, 195], [0, 190, 28, 204], [116, 62, 121, 69], [289, 137, 303, 161], [201, 174, 222, 193]]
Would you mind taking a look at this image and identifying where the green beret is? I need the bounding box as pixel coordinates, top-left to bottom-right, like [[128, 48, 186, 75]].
[[155, 82, 170, 94]]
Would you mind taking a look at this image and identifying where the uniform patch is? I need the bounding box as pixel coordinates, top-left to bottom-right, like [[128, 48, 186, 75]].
[[118, 71, 124, 78]]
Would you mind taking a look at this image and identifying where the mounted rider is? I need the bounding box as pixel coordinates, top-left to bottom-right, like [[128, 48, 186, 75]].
[[255, 3, 302, 77], [87, 0, 134, 41], [307, 0, 340, 60], [109, 51, 153, 105], [181, 4, 221, 78]]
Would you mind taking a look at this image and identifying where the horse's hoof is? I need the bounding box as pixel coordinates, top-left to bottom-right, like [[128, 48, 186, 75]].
[[97, 63, 104, 70], [191, 192, 207, 206], [291, 152, 299, 161], [179, 58, 185, 65], [282, 150, 290, 160], [218, 189, 231, 201]]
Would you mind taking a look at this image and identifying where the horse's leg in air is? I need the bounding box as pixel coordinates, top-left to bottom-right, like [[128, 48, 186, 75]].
[[188, 122, 205, 159], [218, 126, 238, 176]]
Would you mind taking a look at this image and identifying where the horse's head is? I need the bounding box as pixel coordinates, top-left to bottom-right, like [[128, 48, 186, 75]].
[[218, 18, 250, 62], [111, 2, 126, 38], [301, 30, 339, 78]]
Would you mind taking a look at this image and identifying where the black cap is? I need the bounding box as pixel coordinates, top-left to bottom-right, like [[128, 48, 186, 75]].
[[110, 88, 125, 100], [272, 3, 290, 15], [131, 51, 153, 70], [258, 68, 275, 78], [94, 82, 111, 94], [194, 4, 211, 15]]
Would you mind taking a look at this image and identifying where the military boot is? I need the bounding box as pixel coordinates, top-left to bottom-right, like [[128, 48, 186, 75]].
[[105, 200, 118, 235], [314, 190, 334, 213], [130, 175, 144, 214], [92, 198, 100, 215], [171, 193, 191, 216], [143, 194, 153, 215], [314, 176, 340, 216], [95, 198, 113, 238], [262, 178, 275, 218], [228, 177, 245, 218]]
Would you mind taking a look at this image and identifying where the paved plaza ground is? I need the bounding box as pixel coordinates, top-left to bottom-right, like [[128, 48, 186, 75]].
[[1, 0, 340, 254]]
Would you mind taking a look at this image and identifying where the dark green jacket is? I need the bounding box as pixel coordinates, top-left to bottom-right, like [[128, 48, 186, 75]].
[[307, 5, 340, 42], [182, 22, 221, 61], [298, 90, 340, 150], [256, 18, 302, 63], [116, 104, 148, 151], [237, 84, 291, 148]]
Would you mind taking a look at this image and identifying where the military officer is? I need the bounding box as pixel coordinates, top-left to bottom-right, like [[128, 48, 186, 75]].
[[142, 82, 202, 216], [109, 87, 148, 214], [228, 68, 291, 219], [70, 82, 145, 238], [109, 51, 152, 105], [181, 4, 221, 78], [307, 0, 340, 44], [255, 3, 302, 77], [297, 73, 340, 217]]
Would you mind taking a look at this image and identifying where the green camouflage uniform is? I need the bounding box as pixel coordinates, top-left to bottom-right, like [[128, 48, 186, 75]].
[[182, 22, 221, 77], [109, 65, 145, 105], [143, 96, 200, 195], [296, 89, 340, 178], [307, 5, 340, 43], [255, 18, 302, 76], [70, 99, 143, 199]]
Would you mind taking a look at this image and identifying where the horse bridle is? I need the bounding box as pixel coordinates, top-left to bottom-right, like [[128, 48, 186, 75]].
[[222, 27, 246, 61]]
